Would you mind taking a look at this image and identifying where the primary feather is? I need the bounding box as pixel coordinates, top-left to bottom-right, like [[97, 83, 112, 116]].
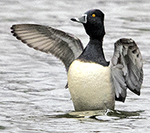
[[11, 24, 83, 71]]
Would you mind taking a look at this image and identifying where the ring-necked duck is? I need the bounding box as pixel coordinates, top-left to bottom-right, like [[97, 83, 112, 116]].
[[11, 9, 143, 111]]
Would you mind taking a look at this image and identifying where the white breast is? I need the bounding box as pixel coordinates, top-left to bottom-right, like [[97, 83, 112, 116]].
[[68, 60, 115, 111]]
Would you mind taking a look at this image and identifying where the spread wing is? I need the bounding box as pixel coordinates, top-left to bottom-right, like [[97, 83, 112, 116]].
[[111, 38, 143, 102], [11, 24, 84, 71]]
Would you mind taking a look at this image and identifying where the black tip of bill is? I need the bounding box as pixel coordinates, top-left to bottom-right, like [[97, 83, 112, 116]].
[[70, 18, 78, 22]]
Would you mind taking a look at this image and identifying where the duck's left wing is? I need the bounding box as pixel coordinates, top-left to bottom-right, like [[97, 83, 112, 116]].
[[11, 24, 84, 71], [111, 38, 143, 102]]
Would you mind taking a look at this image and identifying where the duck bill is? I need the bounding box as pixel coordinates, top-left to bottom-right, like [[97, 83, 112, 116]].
[[71, 14, 87, 24]]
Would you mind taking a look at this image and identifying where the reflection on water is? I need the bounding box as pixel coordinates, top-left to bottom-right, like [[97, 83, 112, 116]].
[[0, 0, 150, 132], [50, 109, 143, 120]]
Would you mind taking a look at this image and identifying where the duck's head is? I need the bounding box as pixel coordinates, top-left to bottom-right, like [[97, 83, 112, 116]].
[[71, 9, 105, 41]]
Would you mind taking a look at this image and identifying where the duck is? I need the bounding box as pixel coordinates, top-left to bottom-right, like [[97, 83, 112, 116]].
[[11, 9, 143, 111]]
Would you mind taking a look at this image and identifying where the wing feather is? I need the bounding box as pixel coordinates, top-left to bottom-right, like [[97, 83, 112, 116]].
[[111, 38, 143, 102], [11, 24, 84, 71]]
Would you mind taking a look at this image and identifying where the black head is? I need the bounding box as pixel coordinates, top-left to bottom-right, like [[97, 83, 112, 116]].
[[71, 9, 105, 41]]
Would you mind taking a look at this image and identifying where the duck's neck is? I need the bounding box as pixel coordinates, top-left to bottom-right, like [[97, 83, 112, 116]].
[[78, 38, 109, 66]]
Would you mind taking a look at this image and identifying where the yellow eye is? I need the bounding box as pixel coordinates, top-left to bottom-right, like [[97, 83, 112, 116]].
[[92, 14, 96, 17]]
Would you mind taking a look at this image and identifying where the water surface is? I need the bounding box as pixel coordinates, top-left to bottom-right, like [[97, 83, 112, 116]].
[[0, 0, 150, 132]]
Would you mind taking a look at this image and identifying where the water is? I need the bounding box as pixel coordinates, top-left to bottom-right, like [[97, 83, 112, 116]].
[[0, 0, 150, 132]]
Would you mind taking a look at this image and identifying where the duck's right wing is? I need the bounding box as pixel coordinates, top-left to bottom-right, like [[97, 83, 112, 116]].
[[11, 24, 84, 71]]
